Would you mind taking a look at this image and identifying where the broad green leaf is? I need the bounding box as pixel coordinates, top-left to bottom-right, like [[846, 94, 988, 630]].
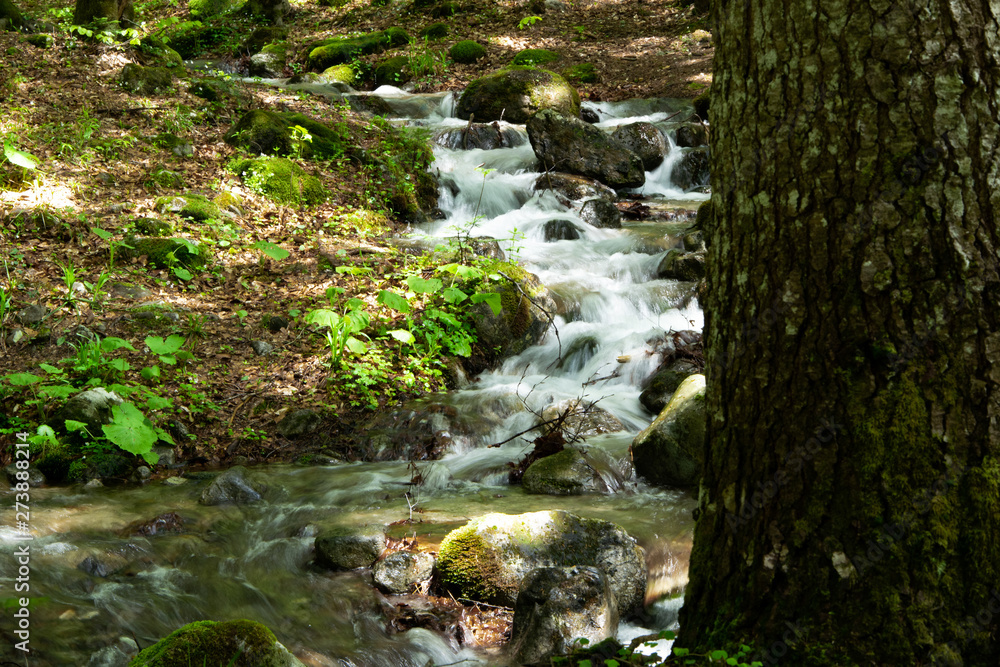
[[92, 227, 113, 241], [101, 337, 136, 352], [145, 395, 172, 410], [145, 334, 184, 355], [39, 363, 63, 374], [336, 265, 371, 275], [141, 365, 161, 380], [173, 267, 193, 281], [405, 276, 442, 294], [158, 355, 178, 366], [31, 425, 58, 446], [3, 139, 38, 170], [108, 359, 130, 372], [449, 336, 471, 357], [101, 402, 157, 456], [388, 329, 415, 344], [442, 286, 468, 304], [141, 450, 159, 465], [604, 660, 620, 667], [470, 292, 503, 316], [711, 650, 729, 660], [672, 648, 689, 657], [6, 373, 42, 386], [64, 420, 88, 432], [253, 240, 290, 260], [345, 297, 366, 312], [377, 290, 411, 313], [438, 263, 483, 280], [578, 661, 592, 667], [344, 336, 366, 354], [39, 385, 75, 399], [306, 309, 342, 329], [345, 310, 370, 332], [174, 350, 195, 362], [154, 427, 175, 445]]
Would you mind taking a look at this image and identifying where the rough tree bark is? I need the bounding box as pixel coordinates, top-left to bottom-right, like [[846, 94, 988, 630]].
[[679, 1, 1000, 665]]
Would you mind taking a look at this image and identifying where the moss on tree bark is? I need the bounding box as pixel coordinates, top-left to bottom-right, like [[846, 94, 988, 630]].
[[678, 1, 1000, 665]]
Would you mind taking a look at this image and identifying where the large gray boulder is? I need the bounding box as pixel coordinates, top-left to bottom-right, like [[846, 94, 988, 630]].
[[527, 109, 645, 189], [373, 550, 435, 593], [456, 66, 580, 124], [433, 123, 525, 150], [631, 374, 706, 487], [199, 466, 268, 505], [509, 566, 619, 664], [611, 122, 667, 170], [435, 510, 646, 616], [639, 358, 701, 414], [315, 524, 386, 570], [533, 173, 617, 202], [670, 147, 710, 191], [522, 448, 609, 496], [657, 248, 706, 281], [55, 388, 123, 431], [579, 198, 622, 229]]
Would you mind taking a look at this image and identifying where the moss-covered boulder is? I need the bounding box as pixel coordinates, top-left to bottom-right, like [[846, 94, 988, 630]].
[[229, 157, 327, 206], [155, 193, 228, 221], [374, 55, 411, 86], [511, 48, 559, 67], [526, 108, 644, 189], [24, 34, 53, 49], [639, 358, 700, 414], [238, 25, 287, 56], [118, 64, 173, 95], [522, 448, 609, 495], [224, 109, 346, 159], [562, 62, 597, 83], [122, 237, 210, 269], [656, 247, 705, 281], [321, 64, 355, 85], [610, 121, 667, 170], [135, 36, 183, 68], [305, 28, 410, 71], [435, 510, 646, 616], [470, 266, 556, 368], [417, 22, 448, 40], [188, 77, 234, 102], [456, 66, 579, 124], [448, 39, 484, 64], [134, 218, 173, 236], [314, 525, 386, 570], [630, 374, 706, 487], [128, 619, 305, 667]]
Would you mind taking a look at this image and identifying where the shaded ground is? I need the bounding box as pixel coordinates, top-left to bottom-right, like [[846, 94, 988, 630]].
[[0, 0, 711, 471]]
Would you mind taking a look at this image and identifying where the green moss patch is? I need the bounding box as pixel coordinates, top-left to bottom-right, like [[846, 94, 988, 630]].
[[121, 237, 210, 270], [154, 193, 226, 221], [224, 109, 346, 159], [229, 156, 328, 206], [118, 64, 173, 95], [418, 22, 449, 40], [305, 27, 410, 71], [129, 619, 279, 667], [562, 62, 597, 83], [322, 64, 355, 85], [449, 40, 484, 64], [135, 36, 183, 68], [374, 55, 411, 86], [511, 48, 560, 66]]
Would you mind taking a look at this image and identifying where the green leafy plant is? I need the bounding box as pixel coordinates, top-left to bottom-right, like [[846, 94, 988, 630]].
[[518, 15, 542, 29], [253, 240, 290, 261], [306, 297, 370, 367], [101, 401, 172, 464], [141, 334, 192, 381], [2, 136, 40, 170]]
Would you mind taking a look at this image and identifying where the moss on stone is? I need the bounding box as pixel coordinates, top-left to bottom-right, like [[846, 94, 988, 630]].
[[449, 39, 485, 64], [224, 109, 346, 160], [154, 193, 224, 221], [322, 64, 355, 84], [25, 34, 53, 49], [511, 48, 560, 66], [128, 619, 282, 667], [418, 22, 449, 40], [213, 191, 243, 213], [136, 36, 183, 68], [305, 28, 410, 70], [229, 157, 328, 206], [133, 218, 173, 236], [188, 0, 235, 18], [239, 26, 287, 55], [374, 55, 411, 86], [692, 89, 710, 120], [118, 64, 173, 95], [122, 237, 210, 270], [562, 62, 597, 83], [456, 66, 580, 123], [436, 523, 510, 602]]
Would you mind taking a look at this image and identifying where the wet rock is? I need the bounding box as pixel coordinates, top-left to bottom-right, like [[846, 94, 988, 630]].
[[579, 198, 622, 229], [543, 219, 581, 241], [250, 50, 285, 78], [151, 445, 176, 466], [471, 269, 557, 369], [527, 109, 644, 189], [238, 26, 287, 56], [674, 122, 709, 147], [373, 551, 436, 594], [657, 248, 706, 281], [84, 479, 104, 490], [580, 106, 600, 123], [199, 466, 268, 505], [436, 510, 646, 616], [87, 636, 138, 667], [611, 122, 667, 170], [631, 374, 706, 487], [362, 402, 460, 460], [111, 283, 152, 300], [163, 476, 188, 486], [522, 448, 607, 496], [134, 466, 152, 481], [4, 464, 45, 487], [55, 388, 123, 431], [277, 409, 321, 438], [639, 358, 701, 414], [670, 148, 710, 191], [126, 511, 185, 536], [432, 123, 525, 151], [540, 398, 624, 438], [131, 620, 306, 667], [457, 67, 580, 124], [315, 524, 386, 570], [77, 552, 129, 578], [509, 566, 618, 664], [533, 173, 617, 201]]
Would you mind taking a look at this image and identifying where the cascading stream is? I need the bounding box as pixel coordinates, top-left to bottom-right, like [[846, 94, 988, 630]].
[[0, 87, 706, 666]]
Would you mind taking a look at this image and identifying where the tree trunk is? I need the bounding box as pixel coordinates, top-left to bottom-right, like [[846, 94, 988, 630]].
[[74, 0, 134, 26], [678, 1, 1000, 665], [0, 0, 27, 30]]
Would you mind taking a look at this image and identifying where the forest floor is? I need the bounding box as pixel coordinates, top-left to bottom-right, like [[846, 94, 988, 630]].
[[0, 0, 711, 473]]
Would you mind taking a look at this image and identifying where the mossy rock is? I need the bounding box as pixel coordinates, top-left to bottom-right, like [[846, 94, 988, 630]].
[[36, 449, 73, 483], [135, 36, 183, 68], [562, 62, 597, 83], [24, 34, 52, 49], [321, 64, 355, 85], [70, 452, 135, 482], [189, 0, 236, 19], [469, 264, 556, 367], [449, 39, 484, 64], [213, 191, 244, 213], [147, 167, 184, 189], [374, 55, 411, 86], [155, 193, 227, 221], [305, 28, 410, 71], [417, 22, 448, 40], [133, 218, 173, 236], [188, 77, 235, 102], [511, 48, 559, 67], [122, 237, 210, 270], [224, 109, 346, 159], [118, 64, 173, 95], [128, 619, 305, 667], [238, 25, 287, 55], [456, 66, 580, 123], [229, 157, 328, 206]]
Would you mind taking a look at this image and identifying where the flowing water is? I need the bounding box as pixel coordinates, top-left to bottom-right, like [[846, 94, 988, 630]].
[[0, 86, 708, 666]]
